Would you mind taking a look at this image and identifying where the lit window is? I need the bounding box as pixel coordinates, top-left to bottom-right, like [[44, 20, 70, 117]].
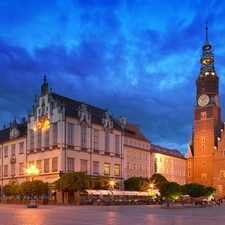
[[114, 164, 120, 176], [104, 163, 110, 175]]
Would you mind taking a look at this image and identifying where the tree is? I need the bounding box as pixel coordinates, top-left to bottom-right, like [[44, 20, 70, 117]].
[[17, 181, 33, 197], [159, 182, 182, 200], [203, 186, 216, 198], [32, 180, 49, 197], [3, 184, 12, 197], [150, 173, 168, 189], [182, 183, 205, 198], [55, 172, 94, 192], [124, 177, 149, 191], [93, 176, 111, 190]]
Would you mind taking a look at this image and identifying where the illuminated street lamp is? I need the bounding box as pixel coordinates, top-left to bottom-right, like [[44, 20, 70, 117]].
[[26, 164, 39, 208], [150, 183, 154, 196], [109, 180, 115, 190]]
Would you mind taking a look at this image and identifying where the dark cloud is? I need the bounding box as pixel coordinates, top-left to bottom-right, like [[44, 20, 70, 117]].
[[1, 0, 225, 154]]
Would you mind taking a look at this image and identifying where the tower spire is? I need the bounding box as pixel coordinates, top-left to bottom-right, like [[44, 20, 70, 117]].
[[203, 22, 211, 50]]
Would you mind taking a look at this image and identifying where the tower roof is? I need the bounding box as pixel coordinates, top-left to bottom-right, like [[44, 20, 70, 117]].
[[202, 26, 212, 50]]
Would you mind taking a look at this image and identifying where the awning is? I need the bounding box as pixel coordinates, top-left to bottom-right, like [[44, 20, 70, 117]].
[[85, 190, 152, 196], [86, 190, 101, 195]]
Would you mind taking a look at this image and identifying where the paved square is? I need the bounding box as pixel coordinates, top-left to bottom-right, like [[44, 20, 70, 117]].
[[0, 204, 224, 225]]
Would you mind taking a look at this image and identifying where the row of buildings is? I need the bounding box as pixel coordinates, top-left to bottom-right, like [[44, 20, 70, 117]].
[[0, 76, 186, 199]]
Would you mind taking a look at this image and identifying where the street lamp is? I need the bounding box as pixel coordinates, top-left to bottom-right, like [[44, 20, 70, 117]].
[[26, 164, 39, 208], [109, 180, 115, 190], [150, 183, 154, 196]]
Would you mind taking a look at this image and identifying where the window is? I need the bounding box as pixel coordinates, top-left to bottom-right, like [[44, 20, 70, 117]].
[[81, 160, 87, 173], [36, 160, 42, 173], [53, 123, 58, 145], [11, 145, 15, 156], [67, 158, 74, 172], [188, 162, 191, 168], [115, 135, 120, 154], [202, 138, 205, 143], [68, 123, 73, 145], [4, 165, 8, 177], [202, 130, 205, 135], [19, 162, 24, 175], [19, 142, 24, 154], [11, 164, 15, 175], [127, 162, 130, 169], [44, 159, 50, 173], [202, 144, 205, 149], [94, 129, 99, 149], [145, 165, 148, 171], [104, 163, 110, 175], [45, 129, 49, 147], [114, 164, 120, 176], [93, 161, 99, 174], [145, 154, 148, 160], [52, 157, 58, 172], [139, 153, 142, 159], [202, 174, 207, 181], [37, 128, 42, 148], [133, 163, 136, 170], [81, 122, 87, 147], [30, 131, 34, 149], [4, 146, 8, 157], [139, 163, 143, 171], [220, 170, 225, 178], [200, 111, 207, 120], [105, 128, 110, 152]]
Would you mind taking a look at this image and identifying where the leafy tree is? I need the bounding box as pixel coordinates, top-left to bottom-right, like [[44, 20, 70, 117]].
[[124, 177, 149, 191], [159, 182, 182, 200], [203, 186, 216, 198], [11, 184, 19, 197], [55, 172, 94, 192], [182, 183, 205, 198], [3, 184, 12, 197], [33, 180, 49, 197], [93, 176, 112, 190], [150, 173, 168, 189], [17, 181, 32, 197]]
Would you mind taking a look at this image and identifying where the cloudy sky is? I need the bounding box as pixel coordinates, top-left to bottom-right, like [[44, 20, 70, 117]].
[[1, 0, 225, 154]]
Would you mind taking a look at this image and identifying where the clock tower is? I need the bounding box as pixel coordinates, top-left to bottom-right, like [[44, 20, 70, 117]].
[[186, 26, 224, 195]]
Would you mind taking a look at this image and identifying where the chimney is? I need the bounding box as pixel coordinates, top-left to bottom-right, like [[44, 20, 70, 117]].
[[21, 117, 26, 123]]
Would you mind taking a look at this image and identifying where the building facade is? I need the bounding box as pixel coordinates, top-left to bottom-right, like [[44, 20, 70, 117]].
[[0, 76, 186, 199], [186, 27, 225, 197], [151, 144, 186, 185]]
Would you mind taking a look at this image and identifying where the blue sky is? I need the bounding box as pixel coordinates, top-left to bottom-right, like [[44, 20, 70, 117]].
[[1, 0, 225, 154]]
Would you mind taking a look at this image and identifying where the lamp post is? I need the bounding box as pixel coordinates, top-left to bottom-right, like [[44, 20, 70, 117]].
[[26, 164, 39, 208], [150, 183, 154, 197], [110, 180, 115, 190]]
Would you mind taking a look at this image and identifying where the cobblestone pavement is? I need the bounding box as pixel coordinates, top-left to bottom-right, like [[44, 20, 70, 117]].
[[0, 203, 225, 225]]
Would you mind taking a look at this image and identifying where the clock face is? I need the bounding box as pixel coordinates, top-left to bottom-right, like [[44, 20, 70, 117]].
[[198, 94, 210, 107]]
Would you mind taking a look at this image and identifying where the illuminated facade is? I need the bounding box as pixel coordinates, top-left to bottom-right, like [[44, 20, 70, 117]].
[[116, 117, 151, 179], [186, 27, 225, 197], [0, 76, 186, 199], [151, 144, 186, 185]]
